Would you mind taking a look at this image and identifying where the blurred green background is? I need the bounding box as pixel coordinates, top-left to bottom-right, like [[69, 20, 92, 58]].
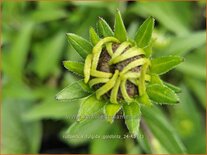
[[1, 1, 206, 154]]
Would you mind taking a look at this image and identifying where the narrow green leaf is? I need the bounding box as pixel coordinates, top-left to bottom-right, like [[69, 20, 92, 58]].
[[123, 102, 141, 136], [56, 80, 92, 101], [114, 9, 127, 42], [135, 17, 154, 48], [142, 106, 186, 154], [164, 82, 181, 93], [90, 124, 121, 154], [97, 17, 114, 37], [185, 78, 206, 108], [89, 27, 100, 45], [151, 56, 184, 75], [33, 32, 65, 79], [147, 84, 179, 104], [2, 22, 33, 82], [164, 31, 206, 56], [24, 98, 80, 121], [2, 100, 42, 154], [63, 61, 84, 76], [104, 103, 121, 123], [30, 9, 67, 23], [65, 119, 110, 145], [67, 33, 93, 59], [77, 94, 105, 121]]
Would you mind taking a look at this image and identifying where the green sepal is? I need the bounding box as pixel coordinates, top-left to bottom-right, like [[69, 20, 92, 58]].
[[164, 82, 181, 93], [151, 56, 184, 75], [135, 16, 155, 48], [67, 33, 93, 59], [104, 103, 121, 123], [147, 84, 179, 104], [123, 102, 141, 136], [97, 17, 114, 37], [77, 94, 105, 121], [56, 80, 92, 101], [89, 27, 100, 45], [114, 9, 127, 42], [63, 61, 84, 76], [149, 74, 163, 85], [137, 93, 152, 106]]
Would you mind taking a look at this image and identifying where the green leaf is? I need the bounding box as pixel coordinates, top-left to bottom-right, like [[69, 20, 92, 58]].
[[77, 94, 106, 121], [97, 17, 114, 37], [2, 22, 34, 82], [104, 103, 121, 123], [171, 85, 206, 153], [67, 33, 93, 59], [151, 56, 184, 75], [29, 9, 67, 23], [185, 78, 206, 108], [114, 9, 127, 42], [134, 16, 154, 48], [142, 106, 186, 154], [23, 98, 80, 121], [33, 32, 65, 79], [2, 100, 42, 154], [89, 27, 100, 45], [63, 61, 84, 76], [123, 102, 141, 136], [130, 2, 190, 35], [164, 82, 181, 93], [56, 80, 92, 101], [64, 119, 110, 145], [164, 31, 206, 56], [147, 84, 179, 104], [90, 124, 122, 154]]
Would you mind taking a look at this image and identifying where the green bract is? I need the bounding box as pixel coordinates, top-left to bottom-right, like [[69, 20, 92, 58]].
[[56, 9, 183, 136]]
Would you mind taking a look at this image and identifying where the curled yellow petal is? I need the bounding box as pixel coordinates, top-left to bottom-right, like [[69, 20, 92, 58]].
[[84, 54, 92, 83], [111, 47, 145, 64], [90, 70, 112, 78], [120, 58, 147, 75], [96, 70, 119, 99], [89, 78, 109, 87], [120, 79, 133, 103], [110, 77, 121, 104], [92, 37, 119, 70]]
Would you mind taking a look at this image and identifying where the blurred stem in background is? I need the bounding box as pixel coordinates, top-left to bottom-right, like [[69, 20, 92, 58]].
[[1, 1, 206, 154]]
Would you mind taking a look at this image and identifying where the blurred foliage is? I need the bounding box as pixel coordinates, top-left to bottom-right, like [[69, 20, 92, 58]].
[[1, 1, 206, 154]]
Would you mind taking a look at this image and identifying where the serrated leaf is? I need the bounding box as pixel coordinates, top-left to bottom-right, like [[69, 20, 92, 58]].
[[89, 27, 100, 45], [123, 102, 141, 136], [104, 103, 121, 123], [151, 56, 184, 75], [164, 82, 181, 93], [67, 33, 93, 59], [114, 9, 127, 42], [147, 84, 179, 104], [56, 80, 92, 101], [77, 94, 105, 121], [135, 17, 154, 48], [97, 17, 114, 37], [63, 61, 84, 76]]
